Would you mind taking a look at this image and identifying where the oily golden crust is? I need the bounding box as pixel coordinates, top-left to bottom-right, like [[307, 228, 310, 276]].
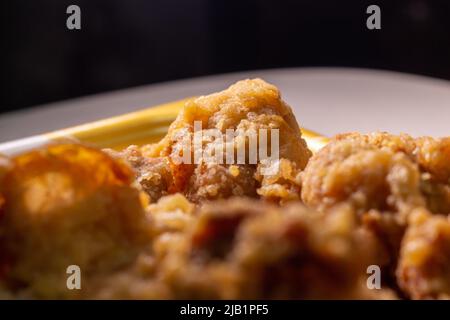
[[396, 209, 450, 299], [122, 79, 312, 203], [301, 132, 449, 215], [0, 144, 153, 298]]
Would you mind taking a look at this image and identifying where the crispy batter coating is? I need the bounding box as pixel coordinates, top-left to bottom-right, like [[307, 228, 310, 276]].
[[301, 132, 450, 297], [414, 137, 450, 214], [358, 134, 450, 213], [0, 145, 153, 298], [106, 145, 173, 201], [150, 198, 395, 299], [69, 197, 391, 299], [396, 208, 450, 299], [302, 133, 438, 212], [1, 137, 447, 299], [117, 79, 312, 203]]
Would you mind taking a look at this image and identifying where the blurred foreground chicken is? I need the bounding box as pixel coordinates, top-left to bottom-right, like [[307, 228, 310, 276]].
[[0, 145, 153, 298], [0, 144, 395, 299]]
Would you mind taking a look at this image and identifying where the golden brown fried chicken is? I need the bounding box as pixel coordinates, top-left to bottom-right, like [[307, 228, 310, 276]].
[[107, 145, 173, 201], [152, 198, 395, 299], [2, 79, 448, 300], [301, 132, 450, 289], [302, 132, 449, 214], [116, 79, 312, 204], [79, 196, 396, 299], [302, 133, 423, 214], [396, 208, 450, 300], [0, 145, 153, 299], [414, 137, 450, 214]]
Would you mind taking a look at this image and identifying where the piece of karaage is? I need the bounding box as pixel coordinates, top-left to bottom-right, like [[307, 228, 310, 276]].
[[112, 79, 312, 204]]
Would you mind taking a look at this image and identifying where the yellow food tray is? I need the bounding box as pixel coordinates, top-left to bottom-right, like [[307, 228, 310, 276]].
[[0, 98, 329, 156]]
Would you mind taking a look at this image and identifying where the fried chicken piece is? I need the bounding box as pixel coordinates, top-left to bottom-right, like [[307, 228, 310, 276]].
[[186, 163, 259, 202], [118, 79, 312, 203], [106, 145, 173, 202], [301, 132, 449, 283], [361, 210, 406, 273], [353, 133, 450, 213], [415, 137, 450, 214], [1, 148, 399, 299], [156, 198, 395, 299], [0, 144, 153, 299], [396, 208, 450, 299], [85, 194, 196, 299], [301, 132, 449, 214], [301, 133, 424, 214], [149, 193, 195, 234]]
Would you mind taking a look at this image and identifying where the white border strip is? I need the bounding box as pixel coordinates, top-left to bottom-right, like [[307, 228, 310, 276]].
[[0, 135, 51, 156]]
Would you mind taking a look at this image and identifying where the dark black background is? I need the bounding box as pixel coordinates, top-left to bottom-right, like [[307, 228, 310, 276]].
[[2, 0, 450, 112]]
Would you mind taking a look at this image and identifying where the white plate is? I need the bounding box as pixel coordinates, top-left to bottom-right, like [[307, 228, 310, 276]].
[[1, 67, 449, 143]]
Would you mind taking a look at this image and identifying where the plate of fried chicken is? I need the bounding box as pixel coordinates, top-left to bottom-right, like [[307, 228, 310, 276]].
[[0, 76, 449, 300]]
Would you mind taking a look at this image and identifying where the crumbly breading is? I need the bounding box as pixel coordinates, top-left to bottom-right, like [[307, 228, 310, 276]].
[[146, 198, 395, 299], [96, 198, 397, 300], [185, 163, 258, 202], [0, 146, 396, 299], [0, 139, 447, 299], [361, 210, 406, 272], [117, 79, 312, 204], [300, 132, 450, 298], [301, 132, 449, 215], [354, 133, 450, 213], [396, 208, 450, 299], [106, 145, 173, 202]]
